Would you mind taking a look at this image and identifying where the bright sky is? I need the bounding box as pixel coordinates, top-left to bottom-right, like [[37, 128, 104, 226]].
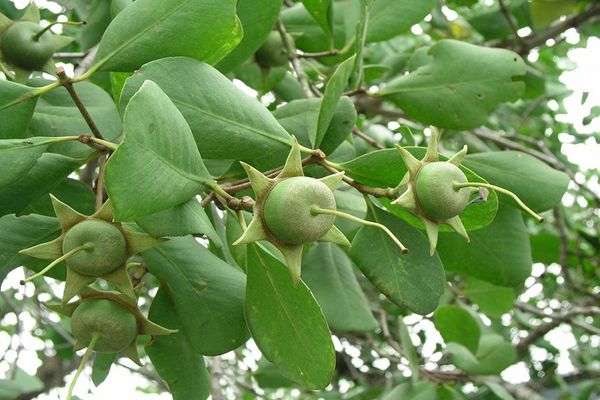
[[1, 2, 599, 399]]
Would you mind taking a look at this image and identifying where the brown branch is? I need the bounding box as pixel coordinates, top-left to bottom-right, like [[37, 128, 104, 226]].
[[276, 20, 319, 97], [298, 49, 342, 58], [56, 66, 105, 140], [498, 0, 522, 45], [353, 127, 385, 149], [516, 3, 600, 54]]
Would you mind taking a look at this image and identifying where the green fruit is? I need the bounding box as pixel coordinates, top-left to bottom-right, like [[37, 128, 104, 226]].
[[1, 22, 54, 69], [415, 162, 471, 221], [263, 176, 336, 244], [71, 299, 138, 353], [62, 219, 127, 276], [255, 31, 290, 68]]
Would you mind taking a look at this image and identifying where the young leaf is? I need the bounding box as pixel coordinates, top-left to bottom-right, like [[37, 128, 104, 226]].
[[349, 201, 445, 315], [302, 243, 378, 332], [94, 0, 242, 71], [146, 287, 211, 400], [142, 236, 249, 356], [245, 243, 335, 389], [119, 57, 292, 168], [315, 55, 356, 147], [381, 40, 526, 129], [105, 80, 214, 221], [366, 0, 435, 42], [463, 279, 516, 318]]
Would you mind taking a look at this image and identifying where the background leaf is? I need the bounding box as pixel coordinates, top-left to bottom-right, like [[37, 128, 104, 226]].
[[434, 305, 481, 353], [0, 80, 39, 139]]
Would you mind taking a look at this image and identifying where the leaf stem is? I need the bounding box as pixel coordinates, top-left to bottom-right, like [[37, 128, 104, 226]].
[[453, 182, 544, 222], [310, 206, 408, 254], [66, 332, 101, 400], [19, 243, 94, 285], [32, 20, 86, 41]]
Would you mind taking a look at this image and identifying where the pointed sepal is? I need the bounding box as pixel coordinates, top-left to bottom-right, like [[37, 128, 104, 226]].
[[424, 128, 440, 162], [320, 225, 351, 247], [391, 187, 418, 214], [20, 3, 40, 22], [121, 341, 142, 366], [279, 244, 304, 287], [19, 236, 63, 260], [0, 14, 12, 30], [93, 200, 115, 222], [448, 145, 468, 166], [140, 318, 178, 336], [318, 172, 344, 191], [240, 162, 272, 199], [50, 195, 86, 232], [395, 144, 421, 177], [62, 269, 95, 303], [43, 301, 78, 317], [422, 219, 439, 256], [445, 216, 470, 242], [122, 227, 166, 256], [233, 217, 268, 245], [278, 136, 304, 178], [102, 266, 136, 302]]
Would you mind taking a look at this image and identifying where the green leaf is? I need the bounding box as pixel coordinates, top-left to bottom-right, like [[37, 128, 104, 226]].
[[105, 80, 213, 221], [0, 137, 56, 188], [146, 287, 211, 400], [530, 0, 576, 28], [216, 0, 283, 73], [0, 368, 43, 400], [484, 381, 515, 400], [142, 236, 249, 355], [530, 232, 561, 264], [339, 147, 499, 232], [0, 80, 39, 139], [367, 0, 435, 42], [463, 151, 569, 212], [245, 244, 335, 389], [437, 204, 532, 288], [302, 243, 378, 332], [72, 0, 112, 50], [302, 0, 333, 38], [0, 214, 60, 285], [463, 279, 516, 318], [447, 334, 517, 375], [315, 55, 356, 147], [468, 1, 531, 40], [0, 153, 85, 216], [381, 40, 526, 130], [136, 198, 221, 246], [23, 178, 96, 217], [91, 353, 117, 386], [119, 57, 292, 168], [398, 319, 420, 381], [28, 81, 122, 158], [273, 96, 356, 156], [434, 305, 481, 353], [349, 201, 445, 315], [94, 0, 242, 71]]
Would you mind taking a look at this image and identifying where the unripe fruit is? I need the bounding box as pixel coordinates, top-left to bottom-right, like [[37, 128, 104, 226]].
[[255, 31, 290, 68], [1, 22, 54, 69], [263, 177, 336, 244], [415, 162, 470, 220], [62, 219, 127, 276], [71, 299, 137, 353]]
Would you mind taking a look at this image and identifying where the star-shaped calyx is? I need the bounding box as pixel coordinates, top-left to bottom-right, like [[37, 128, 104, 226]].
[[45, 287, 176, 365], [0, 4, 75, 81], [20, 195, 164, 303], [233, 137, 350, 284], [391, 129, 472, 255]]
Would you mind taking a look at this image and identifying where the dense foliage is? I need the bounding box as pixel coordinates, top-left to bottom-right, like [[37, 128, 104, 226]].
[[0, 0, 598, 399]]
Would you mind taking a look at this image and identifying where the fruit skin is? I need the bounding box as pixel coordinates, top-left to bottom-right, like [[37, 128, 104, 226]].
[[415, 162, 471, 221], [255, 31, 290, 68], [62, 219, 127, 276], [71, 299, 138, 353], [1, 22, 54, 69], [263, 176, 336, 244]]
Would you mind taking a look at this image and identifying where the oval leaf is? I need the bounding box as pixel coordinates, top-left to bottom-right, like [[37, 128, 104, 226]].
[[105, 80, 213, 221], [246, 244, 335, 389], [94, 0, 242, 71], [434, 305, 481, 353]]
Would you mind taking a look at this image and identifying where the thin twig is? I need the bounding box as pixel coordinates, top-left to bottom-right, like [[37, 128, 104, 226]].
[[276, 20, 319, 97], [353, 127, 385, 149], [56, 66, 105, 140], [498, 0, 522, 45], [319, 160, 395, 198]]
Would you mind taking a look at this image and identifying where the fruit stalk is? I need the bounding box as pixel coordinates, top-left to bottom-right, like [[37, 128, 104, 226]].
[[66, 332, 101, 400], [19, 243, 94, 285]]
